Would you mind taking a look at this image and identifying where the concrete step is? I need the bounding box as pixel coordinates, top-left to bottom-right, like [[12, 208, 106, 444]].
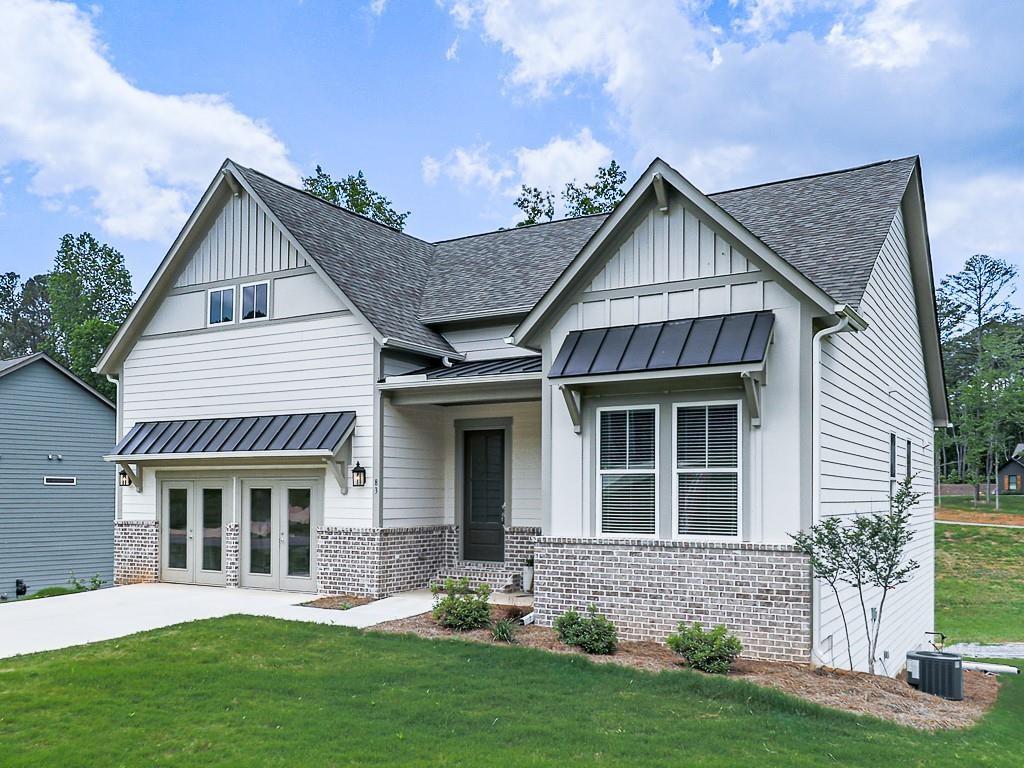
[[435, 562, 521, 592]]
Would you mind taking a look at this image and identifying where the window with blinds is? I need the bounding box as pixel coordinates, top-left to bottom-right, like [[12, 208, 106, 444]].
[[597, 407, 657, 536], [675, 403, 740, 538]]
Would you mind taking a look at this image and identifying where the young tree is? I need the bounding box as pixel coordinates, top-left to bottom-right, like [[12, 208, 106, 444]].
[[49, 233, 134, 398], [514, 186, 555, 227], [302, 166, 410, 231], [791, 477, 922, 675]]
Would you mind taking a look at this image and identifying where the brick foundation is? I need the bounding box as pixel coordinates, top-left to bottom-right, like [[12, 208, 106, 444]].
[[113, 520, 159, 585], [533, 537, 812, 662], [504, 527, 541, 567], [224, 523, 240, 587]]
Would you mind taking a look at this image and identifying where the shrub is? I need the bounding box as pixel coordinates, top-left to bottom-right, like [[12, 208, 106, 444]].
[[553, 605, 618, 655], [492, 618, 518, 644], [431, 577, 492, 631], [666, 622, 742, 673]]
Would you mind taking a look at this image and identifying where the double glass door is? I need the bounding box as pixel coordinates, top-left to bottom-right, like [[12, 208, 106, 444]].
[[161, 481, 227, 586], [241, 480, 317, 592]]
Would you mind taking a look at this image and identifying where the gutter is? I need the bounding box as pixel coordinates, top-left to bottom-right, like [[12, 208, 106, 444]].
[[809, 305, 866, 666]]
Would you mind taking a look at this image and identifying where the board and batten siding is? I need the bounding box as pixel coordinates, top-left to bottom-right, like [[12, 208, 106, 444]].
[[817, 206, 934, 674], [173, 188, 306, 288], [588, 198, 754, 292], [0, 362, 115, 595], [119, 311, 375, 526]]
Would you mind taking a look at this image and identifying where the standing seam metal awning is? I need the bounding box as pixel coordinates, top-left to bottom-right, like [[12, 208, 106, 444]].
[[548, 311, 774, 379], [110, 411, 356, 459]]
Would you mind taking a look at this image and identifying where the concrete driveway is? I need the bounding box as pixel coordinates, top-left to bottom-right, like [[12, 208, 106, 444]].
[[0, 583, 433, 659]]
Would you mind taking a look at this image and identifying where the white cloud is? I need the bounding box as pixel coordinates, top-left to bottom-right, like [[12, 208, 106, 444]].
[[826, 0, 964, 70], [369, 0, 388, 16], [0, 0, 298, 241], [513, 128, 612, 193], [421, 145, 513, 190], [445, 36, 460, 61], [928, 173, 1024, 278]]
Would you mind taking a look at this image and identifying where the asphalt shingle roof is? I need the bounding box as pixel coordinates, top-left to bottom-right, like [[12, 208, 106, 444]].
[[235, 157, 915, 353], [709, 157, 917, 307]]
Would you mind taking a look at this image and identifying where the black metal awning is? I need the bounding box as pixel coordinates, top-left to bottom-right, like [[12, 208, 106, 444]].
[[548, 311, 774, 379], [401, 356, 541, 380], [110, 411, 356, 459]]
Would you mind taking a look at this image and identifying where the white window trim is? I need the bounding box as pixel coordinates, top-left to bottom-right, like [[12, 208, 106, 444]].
[[239, 280, 271, 324], [206, 286, 236, 327], [596, 404, 660, 539], [671, 399, 743, 542], [43, 476, 77, 486]]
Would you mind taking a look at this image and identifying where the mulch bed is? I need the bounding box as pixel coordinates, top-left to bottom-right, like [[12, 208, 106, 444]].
[[373, 607, 999, 731], [936, 509, 1024, 527], [301, 595, 376, 611]]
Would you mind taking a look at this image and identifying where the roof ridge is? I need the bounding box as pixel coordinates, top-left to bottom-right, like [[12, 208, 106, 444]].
[[236, 164, 436, 250], [431, 211, 610, 245], [709, 156, 918, 197]]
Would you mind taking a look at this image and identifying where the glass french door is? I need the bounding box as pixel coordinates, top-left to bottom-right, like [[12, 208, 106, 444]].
[[241, 480, 317, 592], [161, 481, 228, 586]]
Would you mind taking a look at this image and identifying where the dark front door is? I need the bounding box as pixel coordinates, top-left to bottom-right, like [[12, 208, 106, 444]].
[[463, 429, 505, 561]]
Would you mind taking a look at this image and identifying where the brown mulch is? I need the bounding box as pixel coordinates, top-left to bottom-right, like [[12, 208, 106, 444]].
[[372, 609, 999, 731], [936, 509, 1024, 527], [301, 595, 376, 610]]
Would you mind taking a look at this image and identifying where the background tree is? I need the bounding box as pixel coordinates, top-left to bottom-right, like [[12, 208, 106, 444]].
[[302, 166, 410, 231], [0, 272, 51, 358], [49, 233, 134, 399], [513, 160, 629, 227], [514, 186, 555, 227]]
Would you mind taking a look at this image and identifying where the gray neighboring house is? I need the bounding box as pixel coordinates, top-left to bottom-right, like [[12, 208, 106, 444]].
[[0, 352, 115, 598]]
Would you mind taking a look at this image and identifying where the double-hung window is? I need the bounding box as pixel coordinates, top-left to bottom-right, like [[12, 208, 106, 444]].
[[241, 281, 269, 322], [208, 287, 234, 325], [674, 403, 741, 538], [597, 406, 658, 536]]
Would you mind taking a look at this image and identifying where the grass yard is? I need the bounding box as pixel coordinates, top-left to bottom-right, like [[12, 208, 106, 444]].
[[936, 495, 1024, 523], [0, 617, 1022, 767], [935, 523, 1024, 644]]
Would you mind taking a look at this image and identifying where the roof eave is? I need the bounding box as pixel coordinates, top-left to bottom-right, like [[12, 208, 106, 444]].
[[3, 352, 115, 409]]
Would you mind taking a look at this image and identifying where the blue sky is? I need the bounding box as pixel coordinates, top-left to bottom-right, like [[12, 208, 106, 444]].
[[1, 0, 1021, 293]]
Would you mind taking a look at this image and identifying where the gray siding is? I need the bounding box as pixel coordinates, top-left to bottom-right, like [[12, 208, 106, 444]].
[[0, 362, 115, 596]]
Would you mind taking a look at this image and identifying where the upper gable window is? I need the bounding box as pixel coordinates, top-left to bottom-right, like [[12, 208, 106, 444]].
[[208, 287, 235, 325], [241, 281, 269, 322]]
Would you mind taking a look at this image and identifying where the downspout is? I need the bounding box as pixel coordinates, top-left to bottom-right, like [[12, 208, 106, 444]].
[[809, 313, 852, 666], [106, 373, 122, 521]]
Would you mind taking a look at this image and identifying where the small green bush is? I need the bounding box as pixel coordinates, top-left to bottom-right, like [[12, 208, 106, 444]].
[[553, 605, 618, 655], [491, 618, 518, 644], [431, 577, 492, 631], [666, 622, 743, 673]]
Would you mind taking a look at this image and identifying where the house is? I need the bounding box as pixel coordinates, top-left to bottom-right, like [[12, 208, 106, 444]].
[[95, 155, 947, 673], [0, 353, 116, 598], [997, 447, 1024, 494]]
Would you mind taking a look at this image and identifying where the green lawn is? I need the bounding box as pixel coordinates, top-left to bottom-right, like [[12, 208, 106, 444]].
[[935, 523, 1024, 643], [937, 494, 1024, 515], [0, 617, 1022, 767]]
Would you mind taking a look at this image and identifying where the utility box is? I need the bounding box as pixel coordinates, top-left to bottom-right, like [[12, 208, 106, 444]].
[[906, 651, 963, 700]]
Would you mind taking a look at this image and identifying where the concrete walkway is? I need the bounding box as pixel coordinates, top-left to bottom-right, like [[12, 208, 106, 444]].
[[935, 520, 1024, 530], [946, 642, 1024, 659], [0, 583, 434, 659]]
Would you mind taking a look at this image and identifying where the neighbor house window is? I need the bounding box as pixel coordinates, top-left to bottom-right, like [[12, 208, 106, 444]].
[[597, 406, 658, 537], [1010, 475, 1019, 492], [208, 287, 234, 325], [241, 281, 269, 322], [43, 476, 77, 486], [674, 403, 740, 538]]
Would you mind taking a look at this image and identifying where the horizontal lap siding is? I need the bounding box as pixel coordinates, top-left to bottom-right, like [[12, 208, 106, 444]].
[[817, 207, 934, 674], [0, 363, 115, 594], [382, 401, 445, 527], [120, 312, 375, 525]]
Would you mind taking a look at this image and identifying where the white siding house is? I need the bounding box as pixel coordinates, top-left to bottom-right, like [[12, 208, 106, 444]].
[[96, 155, 946, 673]]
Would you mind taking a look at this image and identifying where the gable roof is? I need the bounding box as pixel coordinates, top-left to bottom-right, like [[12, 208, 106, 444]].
[[709, 157, 917, 307], [0, 352, 114, 409], [232, 165, 451, 353], [420, 215, 608, 321]]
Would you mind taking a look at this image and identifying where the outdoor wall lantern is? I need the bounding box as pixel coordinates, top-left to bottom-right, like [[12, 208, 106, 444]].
[[351, 462, 367, 488], [118, 469, 132, 487]]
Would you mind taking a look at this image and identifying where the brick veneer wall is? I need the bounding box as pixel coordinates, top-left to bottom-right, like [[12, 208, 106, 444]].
[[224, 523, 240, 587], [504, 527, 541, 567], [113, 520, 159, 585], [533, 537, 812, 662], [380, 526, 456, 595]]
